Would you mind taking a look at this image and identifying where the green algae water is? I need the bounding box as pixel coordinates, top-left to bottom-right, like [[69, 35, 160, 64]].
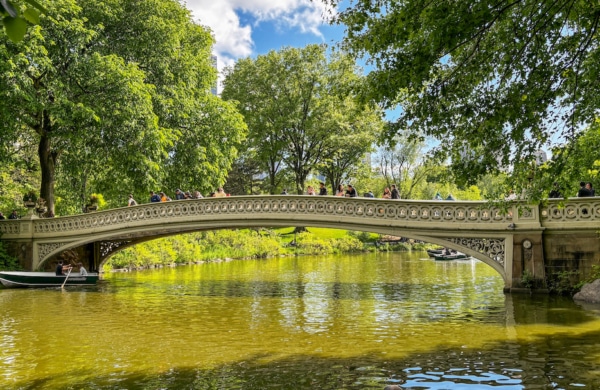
[[1, 252, 600, 389]]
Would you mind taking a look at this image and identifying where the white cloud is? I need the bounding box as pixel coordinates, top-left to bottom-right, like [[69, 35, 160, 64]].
[[182, 0, 333, 87]]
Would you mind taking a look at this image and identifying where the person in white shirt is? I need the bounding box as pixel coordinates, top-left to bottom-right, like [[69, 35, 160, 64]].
[[78, 262, 88, 276], [127, 194, 137, 206]]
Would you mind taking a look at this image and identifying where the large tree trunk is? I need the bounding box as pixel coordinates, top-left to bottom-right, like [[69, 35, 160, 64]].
[[38, 111, 58, 216]]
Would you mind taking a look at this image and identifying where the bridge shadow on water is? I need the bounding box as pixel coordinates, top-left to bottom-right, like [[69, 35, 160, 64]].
[[14, 325, 600, 389], [11, 290, 600, 390]]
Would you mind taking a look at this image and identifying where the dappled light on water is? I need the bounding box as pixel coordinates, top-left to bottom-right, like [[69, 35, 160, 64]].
[[1, 253, 600, 388]]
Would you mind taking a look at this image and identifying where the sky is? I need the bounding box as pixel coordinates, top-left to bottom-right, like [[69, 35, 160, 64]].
[[183, 0, 344, 88]]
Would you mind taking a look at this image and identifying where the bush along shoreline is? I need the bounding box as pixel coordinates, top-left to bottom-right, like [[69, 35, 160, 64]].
[[103, 228, 432, 272]]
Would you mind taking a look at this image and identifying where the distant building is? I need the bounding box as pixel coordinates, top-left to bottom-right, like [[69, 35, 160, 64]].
[[210, 55, 218, 96], [535, 149, 548, 165]]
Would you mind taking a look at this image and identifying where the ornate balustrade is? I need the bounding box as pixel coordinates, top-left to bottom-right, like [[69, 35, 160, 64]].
[[540, 198, 600, 226], [2, 196, 599, 244], [1, 196, 520, 238]]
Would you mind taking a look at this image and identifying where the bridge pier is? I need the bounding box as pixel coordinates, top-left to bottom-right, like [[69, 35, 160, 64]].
[[510, 232, 547, 291]]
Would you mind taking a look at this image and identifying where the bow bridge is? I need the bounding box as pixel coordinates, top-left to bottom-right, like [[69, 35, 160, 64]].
[[1, 196, 599, 292]]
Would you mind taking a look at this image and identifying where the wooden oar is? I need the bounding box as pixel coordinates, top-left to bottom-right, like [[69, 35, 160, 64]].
[[61, 267, 72, 289]]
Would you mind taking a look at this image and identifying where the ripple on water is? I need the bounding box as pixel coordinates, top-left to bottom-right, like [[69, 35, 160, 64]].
[[2, 253, 600, 389]]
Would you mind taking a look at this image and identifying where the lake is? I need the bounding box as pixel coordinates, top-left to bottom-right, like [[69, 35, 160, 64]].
[[1, 252, 600, 389]]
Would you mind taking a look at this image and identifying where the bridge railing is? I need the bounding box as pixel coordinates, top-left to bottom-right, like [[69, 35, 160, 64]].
[[2, 196, 598, 239], [540, 198, 600, 227], [0, 196, 530, 239]]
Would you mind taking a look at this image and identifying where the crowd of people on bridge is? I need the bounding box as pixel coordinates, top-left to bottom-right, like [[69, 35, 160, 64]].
[[2, 180, 599, 219], [0, 210, 21, 220], [144, 187, 230, 205], [544, 181, 595, 199]]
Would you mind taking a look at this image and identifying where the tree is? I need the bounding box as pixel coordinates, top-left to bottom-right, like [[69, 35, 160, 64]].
[[541, 121, 600, 198], [225, 151, 264, 195], [222, 45, 383, 194], [323, 0, 600, 196], [374, 130, 428, 199], [319, 103, 381, 193], [0, 0, 246, 214]]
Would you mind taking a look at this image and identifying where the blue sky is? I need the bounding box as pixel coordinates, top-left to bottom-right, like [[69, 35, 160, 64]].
[[184, 0, 344, 83]]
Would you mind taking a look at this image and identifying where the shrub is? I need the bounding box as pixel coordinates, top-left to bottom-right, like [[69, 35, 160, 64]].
[[0, 240, 21, 271], [295, 232, 333, 255], [332, 235, 365, 253], [547, 269, 580, 296]]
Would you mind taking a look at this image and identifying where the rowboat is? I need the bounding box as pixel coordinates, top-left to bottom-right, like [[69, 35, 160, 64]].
[[0, 271, 99, 288], [426, 249, 445, 257], [433, 253, 470, 261]]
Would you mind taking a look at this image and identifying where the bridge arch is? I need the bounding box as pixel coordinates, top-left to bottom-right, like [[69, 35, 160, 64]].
[[33, 213, 510, 284]]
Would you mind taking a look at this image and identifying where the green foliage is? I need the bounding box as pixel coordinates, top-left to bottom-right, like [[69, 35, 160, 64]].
[[0, 0, 44, 42], [323, 0, 600, 195], [547, 269, 580, 296], [295, 232, 334, 255], [0, 239, 21, 271], [1, 0, 246, 215], [347, 230, 376, 242], [331, 235, 364, 253], [538, 122, 600, 200], [104, 227, 440, 270], [574, 264, 600, 290], [374, 132, 429, 199], [106, 230, 285, 270], [521, 270, 534, 289], [222, 45, 384, 195]]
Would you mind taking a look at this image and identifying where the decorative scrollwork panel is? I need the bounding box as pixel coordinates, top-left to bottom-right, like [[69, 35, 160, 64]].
[[445, 237, 505, 266]]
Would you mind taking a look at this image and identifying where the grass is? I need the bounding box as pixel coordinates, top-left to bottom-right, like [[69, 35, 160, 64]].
[[274, 227, 359, 242]]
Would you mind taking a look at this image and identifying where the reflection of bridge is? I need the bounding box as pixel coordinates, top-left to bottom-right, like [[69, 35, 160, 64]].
[[1, 196, 599, 291]]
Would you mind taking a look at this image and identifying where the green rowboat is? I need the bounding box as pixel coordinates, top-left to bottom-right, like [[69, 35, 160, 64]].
[[0, 271, 99, 288], [433, 253, 470, 261]]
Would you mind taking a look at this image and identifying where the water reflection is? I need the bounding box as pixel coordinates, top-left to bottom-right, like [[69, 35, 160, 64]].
[[1, 253, 600, 389]]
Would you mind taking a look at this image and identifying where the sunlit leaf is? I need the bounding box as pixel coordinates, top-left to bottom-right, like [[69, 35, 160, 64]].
[[22, 7, 39, 25], [3, 15, 27, 42]]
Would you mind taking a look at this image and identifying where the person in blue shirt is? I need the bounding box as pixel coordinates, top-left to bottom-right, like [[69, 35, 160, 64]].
[[150, 191, 161, 202]]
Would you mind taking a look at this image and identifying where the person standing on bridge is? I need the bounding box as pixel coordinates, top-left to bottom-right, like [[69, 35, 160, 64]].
[[390, 184, 400, 199], [335, 184, 345, 197], [577, 182, 592, 197], [345, 184, 357, 197], [586, 182, 595, 196], [150, 191, 161, 203], [548, 183, 562, 198], [128, 194, 137, 207], [160, 192, 170, 202], [382, 187, 391, 199], [213, 187, 226, 197], [175, 189, 185, 200], [318, 182, 327, 195], [0, 212, 5, 220]]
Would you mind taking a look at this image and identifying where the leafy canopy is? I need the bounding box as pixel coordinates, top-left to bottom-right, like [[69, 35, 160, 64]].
[[222, 45, 383, 194], [323, 0, 600, 195], [1, 0, 246, 213]]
